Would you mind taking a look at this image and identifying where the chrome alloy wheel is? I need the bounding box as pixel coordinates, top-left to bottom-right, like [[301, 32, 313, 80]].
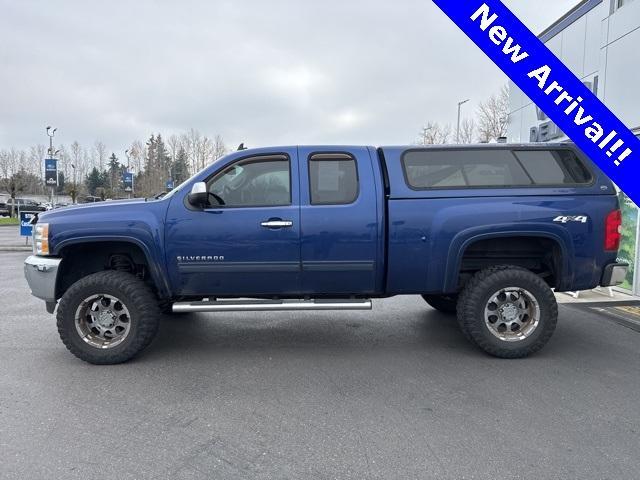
[[75, 294, 132, 349], [483, 287, 540, 342]]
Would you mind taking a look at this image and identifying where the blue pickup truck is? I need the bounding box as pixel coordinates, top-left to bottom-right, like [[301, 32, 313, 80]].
[[24, 144, 627, 364]]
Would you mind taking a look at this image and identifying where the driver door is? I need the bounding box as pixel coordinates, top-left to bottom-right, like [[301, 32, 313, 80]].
[[164, 149, 301, 297]]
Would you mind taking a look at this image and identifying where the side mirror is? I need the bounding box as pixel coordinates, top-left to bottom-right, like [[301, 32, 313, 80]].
[[188, 182, 208, 208]]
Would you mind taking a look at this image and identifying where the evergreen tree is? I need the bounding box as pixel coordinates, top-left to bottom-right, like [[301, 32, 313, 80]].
[[108, 153, 122, 196], [85, 167, 103, 195], [155, 134, 171, 183], [172, 146, 189, 184], [56, 172, 65, 194], [143, 133, 171, 193]]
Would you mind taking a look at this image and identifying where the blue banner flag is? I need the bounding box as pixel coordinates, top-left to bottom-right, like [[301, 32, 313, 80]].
[[44, 158, 57, 187], [123, 172, 133, 192], [432, 0, 640, 203]]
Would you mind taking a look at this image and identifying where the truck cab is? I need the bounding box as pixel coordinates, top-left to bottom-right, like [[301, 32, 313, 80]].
[[164, 146, 384, 298]]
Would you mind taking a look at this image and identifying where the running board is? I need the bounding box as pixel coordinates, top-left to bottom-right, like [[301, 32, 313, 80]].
[[172, 298, 373, 313]]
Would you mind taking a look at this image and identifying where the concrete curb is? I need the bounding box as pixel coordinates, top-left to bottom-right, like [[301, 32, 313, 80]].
[[0, 246, 31, 252]]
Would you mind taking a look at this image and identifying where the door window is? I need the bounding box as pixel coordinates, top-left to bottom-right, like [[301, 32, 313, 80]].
[[207, 155, 291, 207], [308, 153, 359, 205]]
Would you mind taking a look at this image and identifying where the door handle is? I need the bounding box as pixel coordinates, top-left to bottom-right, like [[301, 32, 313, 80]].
[[261, 219, 293, 228]]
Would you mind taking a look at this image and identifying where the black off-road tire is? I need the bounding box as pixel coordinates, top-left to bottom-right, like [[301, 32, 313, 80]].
[[456, 265, 558, 358], [57, 271, 161, 364], [421, 294, 458, 314]]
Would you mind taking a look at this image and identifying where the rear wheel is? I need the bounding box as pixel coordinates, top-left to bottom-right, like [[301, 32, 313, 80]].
[[421, 294, 458, 314], [456, 266, 557, 358], [57, 271, 161, 364]]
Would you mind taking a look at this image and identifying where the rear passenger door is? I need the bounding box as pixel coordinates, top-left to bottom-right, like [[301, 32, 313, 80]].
[[298, 147, 380, 295]]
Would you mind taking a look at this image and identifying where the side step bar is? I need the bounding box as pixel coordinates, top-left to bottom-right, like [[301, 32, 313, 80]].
[[172, 298, 373, 313]]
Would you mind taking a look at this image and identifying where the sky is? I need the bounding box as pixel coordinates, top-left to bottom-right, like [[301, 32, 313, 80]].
[[0, 0, 579, 152]]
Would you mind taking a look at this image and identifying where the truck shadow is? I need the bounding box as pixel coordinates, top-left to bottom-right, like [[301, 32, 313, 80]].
[[143, 309, 479, 360], [139, 302, 603, 363]]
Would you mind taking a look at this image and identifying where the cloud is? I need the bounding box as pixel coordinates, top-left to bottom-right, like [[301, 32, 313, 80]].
[[0, 0, 578, 151]]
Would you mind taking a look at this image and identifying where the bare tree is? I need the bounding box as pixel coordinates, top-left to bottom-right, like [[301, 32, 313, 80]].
[[459, 118, 477, 144], [1, 148, 28, 215], [186, 128, 202, 172], [28, 145, 47, 176], [94, 141, 107, 171], [417, 122, 451, 145], [211, 134, 227, 162], [58, 144, 69, 178], [477, 85, 509, 143], [127, 140, 145, 174], [0, 129, 227, 198], [167, 134, 180, 163], [199, 136, 213, 171], [70, 141, 84, 185], [0, 150, 10, 182]]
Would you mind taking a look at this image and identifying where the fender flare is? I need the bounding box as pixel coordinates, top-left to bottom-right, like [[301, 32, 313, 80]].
[[443, 225, 573, 292], [54, 235, 172, 299]]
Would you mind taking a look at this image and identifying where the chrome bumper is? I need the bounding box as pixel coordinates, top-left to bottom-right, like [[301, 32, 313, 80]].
[[601, 263, 628, 287], [24, 256, 61, 308]]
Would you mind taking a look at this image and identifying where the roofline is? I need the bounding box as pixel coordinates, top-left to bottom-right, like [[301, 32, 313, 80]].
[[538, 0, 603, 43], [381, 143, 575, 150]]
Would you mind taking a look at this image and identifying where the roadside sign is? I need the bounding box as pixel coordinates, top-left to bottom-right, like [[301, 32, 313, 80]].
[[44, 158, 58, 187], [20, 211, 36, 237], [123, 172, 134, 192], [166, 179, 174, 191]]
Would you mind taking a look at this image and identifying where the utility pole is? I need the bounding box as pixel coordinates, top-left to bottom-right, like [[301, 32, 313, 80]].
[[456, 99, 470, 144]]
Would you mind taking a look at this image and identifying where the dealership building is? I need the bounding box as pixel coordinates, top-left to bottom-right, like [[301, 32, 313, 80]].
[[507, 0, 640, 295]]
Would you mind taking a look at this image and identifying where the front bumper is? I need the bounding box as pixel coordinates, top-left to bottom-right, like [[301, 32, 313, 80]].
[[24, 255, 61, 310], [601, 263, 628, 287]]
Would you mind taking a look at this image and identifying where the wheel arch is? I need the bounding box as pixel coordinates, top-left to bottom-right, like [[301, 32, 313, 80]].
[[444, 227, 573, 293], [54, 236, 171, 300]]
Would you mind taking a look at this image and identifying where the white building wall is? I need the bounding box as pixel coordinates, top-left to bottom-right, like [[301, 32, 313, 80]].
[[602, 0, 640, 129], [506, 0, 640, 142]]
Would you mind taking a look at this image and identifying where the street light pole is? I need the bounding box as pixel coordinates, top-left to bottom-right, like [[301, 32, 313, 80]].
[[456, 99, 470, 144], [420, 125, 433, 145], [71, 164, 77, 204], [46, 126, 57, 207], [125, 150, 131, 199]]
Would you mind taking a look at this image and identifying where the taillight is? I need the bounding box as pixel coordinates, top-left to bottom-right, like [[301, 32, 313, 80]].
[[604, 209, 622, 251]]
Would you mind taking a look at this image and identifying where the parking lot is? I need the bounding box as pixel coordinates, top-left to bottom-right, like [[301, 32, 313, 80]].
[[1, 250, 640, 479]]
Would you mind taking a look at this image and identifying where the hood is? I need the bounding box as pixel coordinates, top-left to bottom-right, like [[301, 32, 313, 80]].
[[37, 197, 153, 222]]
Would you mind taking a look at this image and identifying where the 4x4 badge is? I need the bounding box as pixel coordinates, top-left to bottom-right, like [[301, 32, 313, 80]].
[[553, 215, 588, 224]]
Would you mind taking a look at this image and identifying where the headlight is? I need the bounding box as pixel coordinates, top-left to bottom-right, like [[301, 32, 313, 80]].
[[33, 223, 50, 255]]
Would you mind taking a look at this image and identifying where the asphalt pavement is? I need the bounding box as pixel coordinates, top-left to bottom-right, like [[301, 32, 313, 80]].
[[1, 251, 640, 479]]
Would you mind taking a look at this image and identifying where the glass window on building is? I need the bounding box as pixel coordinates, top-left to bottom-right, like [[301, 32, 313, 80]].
[[614, 0, 635, 11], [617, 191, 639, 292]]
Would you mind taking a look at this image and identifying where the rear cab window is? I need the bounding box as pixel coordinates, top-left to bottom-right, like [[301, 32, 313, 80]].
[[401, 148, 593, 190], [308, 153, 359, 205]]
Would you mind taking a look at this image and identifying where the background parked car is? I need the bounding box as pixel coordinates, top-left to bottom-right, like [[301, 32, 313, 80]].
[[79, 196, 104, 203], [4, 198, 47, 216], [0, 196, 8, 217]]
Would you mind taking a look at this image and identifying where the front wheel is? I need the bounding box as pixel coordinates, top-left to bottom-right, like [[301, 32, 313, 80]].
[[456, 266, 557, 358], [56, 271, 161, 364]]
